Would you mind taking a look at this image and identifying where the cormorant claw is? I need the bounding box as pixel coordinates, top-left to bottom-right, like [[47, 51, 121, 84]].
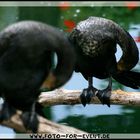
[[96, 78, 112, 107], [21, 111, 38, 133], [21, 102, 39, 133], [80, 86, 97, 107], [96, 89, 111, 107]]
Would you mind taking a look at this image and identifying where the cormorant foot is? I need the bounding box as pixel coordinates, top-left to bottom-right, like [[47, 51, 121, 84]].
[[80, 86, 97, 107], [96, 78, 112, 107], [21, 103, 39, 133], [0, 101, 16, 122], [21, 111, 38, 133], [96, 89, 111, 107]]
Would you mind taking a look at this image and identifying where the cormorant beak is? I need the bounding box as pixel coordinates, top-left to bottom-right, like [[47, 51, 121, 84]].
[[40, 72, 56, 92]]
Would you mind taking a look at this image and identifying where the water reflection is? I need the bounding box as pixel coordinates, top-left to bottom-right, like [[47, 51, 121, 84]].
[[52, 105, 140, 133], [51, 105, 123, 122]]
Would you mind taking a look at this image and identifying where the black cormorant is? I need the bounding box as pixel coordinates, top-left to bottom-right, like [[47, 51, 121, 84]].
[[69, 16, 140, 107], [0, 21, 75, 132]]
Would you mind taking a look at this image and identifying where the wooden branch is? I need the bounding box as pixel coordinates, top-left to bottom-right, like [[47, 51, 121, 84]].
[[1, 89, 140, 133], [39, 89, 140, 106], [1, 110, 87, 134]]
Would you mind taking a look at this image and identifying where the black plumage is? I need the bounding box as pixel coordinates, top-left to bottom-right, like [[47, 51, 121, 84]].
[[69, 16, 140, 107], [0, 21, 75, 132]]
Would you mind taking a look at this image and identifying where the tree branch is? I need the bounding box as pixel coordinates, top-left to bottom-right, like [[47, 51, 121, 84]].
[[1, 110, 87, 134], [39, 89, 140, 106], [1, 89, 140, 134]]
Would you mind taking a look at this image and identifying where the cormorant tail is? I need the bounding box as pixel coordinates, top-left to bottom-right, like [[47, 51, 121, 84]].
[[113, 71, 140, 89]]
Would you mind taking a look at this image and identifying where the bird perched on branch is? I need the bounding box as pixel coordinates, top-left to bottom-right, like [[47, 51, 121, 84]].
[[0, 21, 75, 132], [69, 16, 140, 107]]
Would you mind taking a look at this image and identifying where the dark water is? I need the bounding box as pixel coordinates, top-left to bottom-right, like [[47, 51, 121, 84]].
[[50, 105, 140, 133]]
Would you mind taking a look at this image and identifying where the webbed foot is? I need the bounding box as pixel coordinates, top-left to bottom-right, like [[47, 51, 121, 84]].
[[21, 102, 39, 133], [96, 78, 112, 107], [80, 86, 98, 107]]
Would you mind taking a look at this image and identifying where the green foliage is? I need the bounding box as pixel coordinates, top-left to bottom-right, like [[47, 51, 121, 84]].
[[59, 6, 140, 30], [18, 7, 61, 27]]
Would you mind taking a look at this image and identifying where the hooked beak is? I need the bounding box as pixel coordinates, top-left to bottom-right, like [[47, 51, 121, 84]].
[[40, 72, 56, 92]]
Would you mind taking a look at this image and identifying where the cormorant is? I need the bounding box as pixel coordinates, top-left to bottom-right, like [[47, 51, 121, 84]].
[[0, 21, 75, 132], [69, 16, 140, 107]]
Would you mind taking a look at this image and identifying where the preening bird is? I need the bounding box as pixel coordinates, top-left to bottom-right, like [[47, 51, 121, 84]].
[[0, 21, 75, 132], [69, 16, 140, 107]]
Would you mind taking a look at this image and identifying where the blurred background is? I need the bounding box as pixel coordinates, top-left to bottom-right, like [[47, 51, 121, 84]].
[[0, 1, 140, 137]]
